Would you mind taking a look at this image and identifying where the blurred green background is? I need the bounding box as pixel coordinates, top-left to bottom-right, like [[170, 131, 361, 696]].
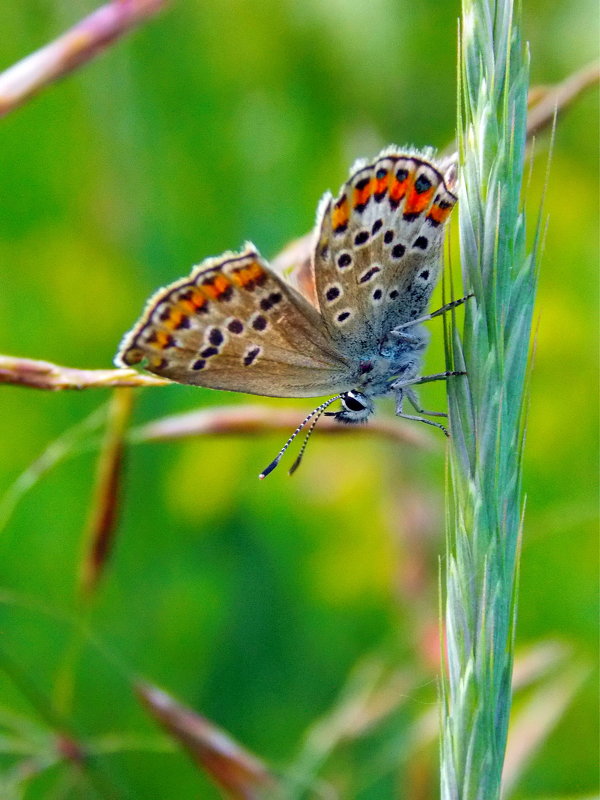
[[0, 1, 597, 798]]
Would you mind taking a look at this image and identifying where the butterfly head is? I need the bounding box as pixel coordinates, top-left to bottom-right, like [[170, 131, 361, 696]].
[[325, 390, 374, 424], [259, 390, 374, 479]]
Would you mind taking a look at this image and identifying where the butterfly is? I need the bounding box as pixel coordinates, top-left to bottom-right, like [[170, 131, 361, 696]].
[[115, 146, 468, 477]]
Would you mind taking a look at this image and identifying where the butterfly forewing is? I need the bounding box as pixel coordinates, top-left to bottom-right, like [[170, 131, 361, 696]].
[[116, 248, 354, 398], [313, 150, 457, 353]]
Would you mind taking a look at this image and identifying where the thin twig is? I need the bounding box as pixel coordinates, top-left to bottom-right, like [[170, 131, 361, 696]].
[[136, 682, 277, 799], [0, 355, 431, 445], [0, 0, 168, 118], [130, 404, 432, 449], [526, 61, 599, 139], [0, 356, 169, 390], [288, 658, 415, 797], [79, 389, 135, 597], [0, 646, 119, 798], [502, 663, 589, 792]]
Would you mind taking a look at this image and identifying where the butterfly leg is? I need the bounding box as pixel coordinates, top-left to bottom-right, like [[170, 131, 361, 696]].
[[392, 294, 474, 332], [394, 388, 449, 436], [397, 370, 466, 387], [391, 370, 466, 435], [405, 386, 447, 418]]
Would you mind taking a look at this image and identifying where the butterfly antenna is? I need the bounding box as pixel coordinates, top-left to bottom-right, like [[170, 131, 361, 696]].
[[287, 404, 332, 476], [258, 395, 343, 479]]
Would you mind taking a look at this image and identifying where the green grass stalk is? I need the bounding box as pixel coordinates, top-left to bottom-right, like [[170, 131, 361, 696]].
[[441, 0, 538, 797]]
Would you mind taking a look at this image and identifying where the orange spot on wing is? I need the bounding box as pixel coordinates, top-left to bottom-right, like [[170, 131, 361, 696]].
[[202, 273, 233, 300], [214, 274, 232, 296], [231, 262, 267, 289], [332, 198, 349, 231], [152, 330, 175, 349], [149, 356, 168, 370], [389, 175, 408, 203], [374, 173, 389, 195], [162, 308, 184, 329], [353, 180, 373, 208], [178, 289, 207, 313], [404, 185, 435, 216], [427, 203, 454, 225]]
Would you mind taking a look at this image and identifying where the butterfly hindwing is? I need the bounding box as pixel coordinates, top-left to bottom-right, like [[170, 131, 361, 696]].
[[312, 149, 457, 353], [116, 247, 354, 398]]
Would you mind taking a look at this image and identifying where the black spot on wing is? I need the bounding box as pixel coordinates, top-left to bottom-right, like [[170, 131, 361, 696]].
[[359, 266, 381, 284], [251, 315, 267, 331], [243, 347, 261, 366], [414, 174, 432, 193], [208, 328, 223, 346]]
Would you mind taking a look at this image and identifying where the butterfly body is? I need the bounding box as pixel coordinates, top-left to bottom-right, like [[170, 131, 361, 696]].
[[116, 146, 464, 466]]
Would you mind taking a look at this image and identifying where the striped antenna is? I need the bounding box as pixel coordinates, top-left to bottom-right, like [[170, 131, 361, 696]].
[[258, 395, 343, 479], [288, 403, 332, 476]]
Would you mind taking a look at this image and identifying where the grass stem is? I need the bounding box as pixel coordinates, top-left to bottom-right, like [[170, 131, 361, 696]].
[[441, 0, 536, 796]]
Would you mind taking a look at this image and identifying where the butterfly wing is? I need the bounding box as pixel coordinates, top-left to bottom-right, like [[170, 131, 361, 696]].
[[312, 148, 457, 353], [116, 247, 354, 398]]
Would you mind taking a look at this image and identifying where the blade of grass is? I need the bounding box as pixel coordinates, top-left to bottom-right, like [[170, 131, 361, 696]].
[[0, 405, 108, 535]]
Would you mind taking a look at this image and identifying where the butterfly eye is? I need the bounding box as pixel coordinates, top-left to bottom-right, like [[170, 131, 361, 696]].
[[342, 392, 368, 412]]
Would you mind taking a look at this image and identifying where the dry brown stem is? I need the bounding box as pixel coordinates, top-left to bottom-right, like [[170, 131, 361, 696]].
[[79, 389, 135, 597], [0, 355, 169, 390], [0, 356, 429, 446], [136, 682, 277, 799], [0, 0, 168, 117], [131, 403, 431, 448], [526, 61, 599, 138]]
